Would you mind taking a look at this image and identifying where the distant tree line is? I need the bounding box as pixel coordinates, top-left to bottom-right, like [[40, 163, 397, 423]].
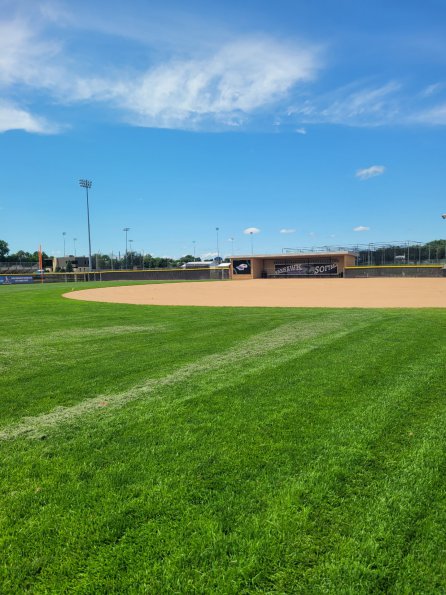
[[92, 253, 205, 270], [0, 240, 50, 263], [0, 240, 215, 269]]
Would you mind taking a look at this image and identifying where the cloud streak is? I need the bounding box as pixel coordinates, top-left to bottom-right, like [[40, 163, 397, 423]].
[[0, 11, 321, 132], [2, 7, 446, 133], [355, 165, 385, 180]]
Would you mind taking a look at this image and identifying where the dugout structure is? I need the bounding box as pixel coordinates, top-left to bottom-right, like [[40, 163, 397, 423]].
[[230, 252, 357, 279]]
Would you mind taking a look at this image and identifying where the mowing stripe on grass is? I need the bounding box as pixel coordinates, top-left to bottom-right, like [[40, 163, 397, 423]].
[[0, 324, 167, 371], [0, 313, 376, 441], [0, 323, 166, 353]]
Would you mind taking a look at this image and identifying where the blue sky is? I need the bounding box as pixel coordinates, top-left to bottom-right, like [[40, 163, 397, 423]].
[[1, 0, 446, 258]]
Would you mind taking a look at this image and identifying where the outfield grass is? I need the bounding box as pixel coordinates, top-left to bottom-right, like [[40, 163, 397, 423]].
[[1, 282, 446, 593]]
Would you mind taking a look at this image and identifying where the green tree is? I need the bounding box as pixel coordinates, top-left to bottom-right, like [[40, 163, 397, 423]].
[[66, 261, 73, 272], [177, 254, 195, 265], [9, 250, 33, 262], [0, 240, 9, 260]]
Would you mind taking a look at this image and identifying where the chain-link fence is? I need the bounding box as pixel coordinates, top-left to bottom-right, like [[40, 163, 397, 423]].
[[283, 241, 446, 266]]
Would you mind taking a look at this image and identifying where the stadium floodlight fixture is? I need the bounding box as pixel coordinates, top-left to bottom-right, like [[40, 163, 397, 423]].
[[442, 214, 446, 219], [79, 179, 93, 271]]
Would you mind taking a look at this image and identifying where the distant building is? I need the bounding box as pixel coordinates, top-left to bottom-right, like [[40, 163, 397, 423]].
[[181, 258, 226, 269], [52, 256, 93, 271]]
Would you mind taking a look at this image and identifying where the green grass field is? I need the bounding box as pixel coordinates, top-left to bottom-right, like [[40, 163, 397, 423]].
[[1, 282, 446, 593]]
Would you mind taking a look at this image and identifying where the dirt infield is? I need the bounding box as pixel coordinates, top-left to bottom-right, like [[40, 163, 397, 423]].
[[64, 278, 446, 308]]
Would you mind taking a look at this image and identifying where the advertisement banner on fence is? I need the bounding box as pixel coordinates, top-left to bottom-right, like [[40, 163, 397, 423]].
[[274, 262, 338, 276], [0, 276, 34, 285]]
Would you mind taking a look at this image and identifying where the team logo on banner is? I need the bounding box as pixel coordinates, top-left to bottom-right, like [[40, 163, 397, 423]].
[[233, 260, 252, 275]]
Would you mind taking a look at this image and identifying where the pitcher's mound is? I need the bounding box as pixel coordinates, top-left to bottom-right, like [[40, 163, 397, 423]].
[[64, 278, 446, 308]]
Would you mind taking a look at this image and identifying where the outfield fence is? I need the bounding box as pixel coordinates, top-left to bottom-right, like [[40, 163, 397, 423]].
[[344, 265, 445, 278], [0, 267, 230, 285]]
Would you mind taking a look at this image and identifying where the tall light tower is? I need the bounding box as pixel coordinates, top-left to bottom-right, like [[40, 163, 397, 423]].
[[73, 237, 77, 257], [62, 231, 66, 257], [442, 215, 446, 264], [123, 227, 130, 269], [250, 231, 254, 255], [79, 179, 93, 271], [216, 227, 220, 260], [192, 240, 196, 260]]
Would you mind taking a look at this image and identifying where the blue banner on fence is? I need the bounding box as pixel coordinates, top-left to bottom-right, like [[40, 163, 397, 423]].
[[0, 276, 34, 285]]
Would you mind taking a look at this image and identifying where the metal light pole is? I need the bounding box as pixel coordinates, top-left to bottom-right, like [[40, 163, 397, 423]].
[[79, 179, 93, 272], [192, 240, 196, 260], [62, 232, 66, 257], [73, 237, 77, 257], [437, 213, 446, 262], [250, 231, 254, 255], [123, 227, 130, 269], [216, 227, 220, 259], [129, 239, 134, 268]]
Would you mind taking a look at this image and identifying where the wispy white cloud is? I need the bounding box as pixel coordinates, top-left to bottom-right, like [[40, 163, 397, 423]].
[[113, 37, 320, 129], [290, 81, 402, 127], [289, 77, 446, 128], [353, 226, 370, 232], [244, 227, 260, 234], [0, 18, 63, 89], [412, 103, 446, 125], [355, 165, 385, 180], [280, 228, 296, 234], [295, 127, 306, 134], [420, 83, 444, 98], [0, 102, 58, 133]]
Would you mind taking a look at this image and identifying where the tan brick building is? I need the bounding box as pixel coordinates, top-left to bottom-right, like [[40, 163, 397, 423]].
[[230, 252, 357, 279]]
